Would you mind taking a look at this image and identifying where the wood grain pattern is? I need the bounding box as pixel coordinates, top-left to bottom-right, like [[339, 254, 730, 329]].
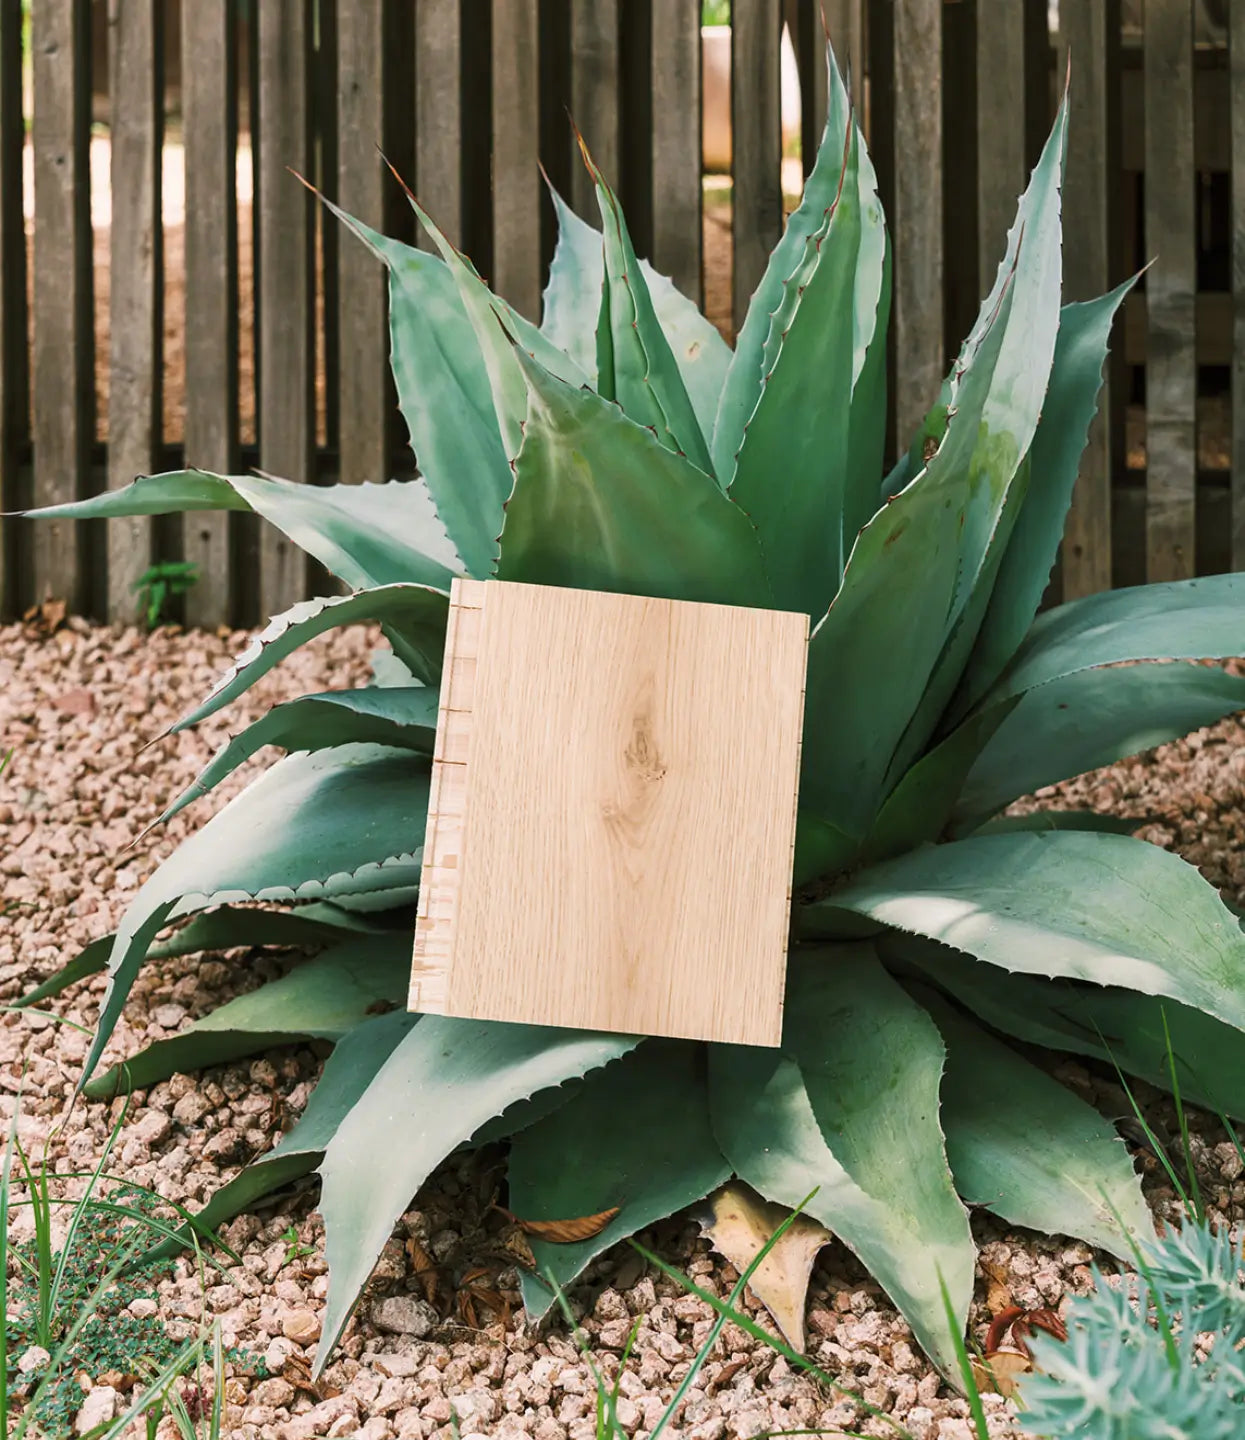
[[415, 0, 462, 247], [106, 0, 162, 622], [336, 0, 389, 487], [891, 0, 943, 448], [411, 579, 808, 1047], [975, 0, 1024, 292], [182, 1, 239, 627], [731, 0, 783, 332], [31, 0, 93, 609], [491, 0, 541, 318], [1144, 0, 1196, 582], [257, 0, 315, 616], [651, 0, 702, 303], [1058, 0, 1115, 598]]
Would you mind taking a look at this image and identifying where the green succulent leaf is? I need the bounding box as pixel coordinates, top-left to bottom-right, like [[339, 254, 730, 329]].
[[813, 830, 1245, 1038], [161, 685, 440, 823], [540, 184, 730, 439], [712, 44, 850, 479], [710, 950, 975, 1378], [970, 810, 1152, 836], [169, 584, 449, 732], [19, 468, 461, 593], [728, 120, 860, 614], [953, 661, 1245, 827], [916, 986, 1152, 1261], [146, 1009, 420, 1262], [581, 145, 714, 474], [83, 931, 413, 1098], [497, 349, 772, 607], [316, 1018, 641, 1372], [509, 1039, 730, 1317], [965, 280, 1137, 702], [83, 745, 428, 1084], [897, 937, 1245, 1121], [845, 145, 891, 553]]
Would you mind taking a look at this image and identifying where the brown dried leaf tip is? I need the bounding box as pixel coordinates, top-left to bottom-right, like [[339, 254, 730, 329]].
[[509, 1206, 621, 1244]]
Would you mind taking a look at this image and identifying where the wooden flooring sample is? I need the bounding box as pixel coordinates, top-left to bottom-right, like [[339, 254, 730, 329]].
[[410, 578, 809, 1046]]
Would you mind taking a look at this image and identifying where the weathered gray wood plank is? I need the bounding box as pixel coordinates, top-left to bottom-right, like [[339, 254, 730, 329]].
[[258, 0, 315, 615], [337, 0, 388, 487], [1232, 0, 1245, 570], [822, 0, 863, 102], [975, 0, 1024, 287], [31, 0, 93, 610], [731, 0, 783, 331], [0, 0, 28, 618], [492, 0, 541, 318], [651, 0, 702, 302], [416, 0, 462, 247], [182, 0, 238, 628], [891, 0, 942, 448], [570, 0, 619, 213], [1057, 0, 1115, 596], [107, 0, 162, 623], [1144, 0, 1196, 582]]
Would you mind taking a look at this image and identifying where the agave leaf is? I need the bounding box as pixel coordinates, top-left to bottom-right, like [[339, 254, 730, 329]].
[[316, 1018, 641, 1372], [890, 936, 1245, 1121], [812, 830, 1245, 1039], [84, 931, 413, 1098], [146, 1009, 420, 1261], [712, 43, 850, 479], [169, 585, 449, 733], [161, 686, 440, 823], [395, 182, 588, 462], [322, 200, 508, 576], [981, 573, 1245, 704], [844, 149, 891, 551], [710, 958, 975, 1379], [83, 745, 428, 1084], [497, 349, 772, 608], [915, 986, 1152, 1261], [800, 103, 1066, 841], [970, 811, 1153, 836], [18, 901, 377, 1007], [728, 121, 861, 613], [541, 184, 730, 436], [19, 469, 461, 592], [964, 280, 1137, 703], [508, 1039, 729, 1318], [952, 662, 1245, 827], [579, 147, 713, 474]]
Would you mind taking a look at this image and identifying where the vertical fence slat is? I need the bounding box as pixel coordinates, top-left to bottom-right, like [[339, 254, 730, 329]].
[[891, 0, 943, 447], [795, 0, 828, 168], [0, 0, 27, 618], [31, 0, 93, 611], [975, 0, 1024, 287], [337, 0, 388, 487], [1144, 0, 1196, 582], [1233, 0, 1245, 570], [416, 0, 462, 247], [182, 1, 238, 628], [106, 0, 162, 623], [651, 0, 702, 302], [823, 0, 863, 100], [258, 0, 315, 615], [492, 0, 540, 317], [1058, 2, 1115, 597], [570, 0, 619, 212], [731, 0, 783, 332]]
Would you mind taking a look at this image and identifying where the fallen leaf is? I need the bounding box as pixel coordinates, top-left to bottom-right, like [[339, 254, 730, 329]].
[[406, 1237, 440, 1304], [979, 1257, 1012, 1315], [511, 1206, 620, 1243], [696, 1180, 832, 1351], [971, 1349, 1032, 1400]]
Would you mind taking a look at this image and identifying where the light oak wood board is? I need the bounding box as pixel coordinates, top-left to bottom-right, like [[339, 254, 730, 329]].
[[410, 578, 808, 1047]]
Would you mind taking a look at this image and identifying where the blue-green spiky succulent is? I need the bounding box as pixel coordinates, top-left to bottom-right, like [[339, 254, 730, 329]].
[[24, 48, 1245, 1378]]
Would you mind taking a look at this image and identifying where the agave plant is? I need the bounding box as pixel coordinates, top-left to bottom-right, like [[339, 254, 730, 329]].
[[22, 49, 1245, 1377]]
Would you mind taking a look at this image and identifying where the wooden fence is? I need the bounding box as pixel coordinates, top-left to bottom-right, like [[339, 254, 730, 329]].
[[0, 0, 1236, 627]]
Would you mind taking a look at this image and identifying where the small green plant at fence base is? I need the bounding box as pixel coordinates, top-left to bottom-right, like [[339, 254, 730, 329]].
[[132, 560, 199, 629], [280, 1224, 316, 1267]]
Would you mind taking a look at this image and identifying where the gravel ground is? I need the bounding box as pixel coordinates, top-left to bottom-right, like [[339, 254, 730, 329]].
[[3, 617, 1245, 1440]]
